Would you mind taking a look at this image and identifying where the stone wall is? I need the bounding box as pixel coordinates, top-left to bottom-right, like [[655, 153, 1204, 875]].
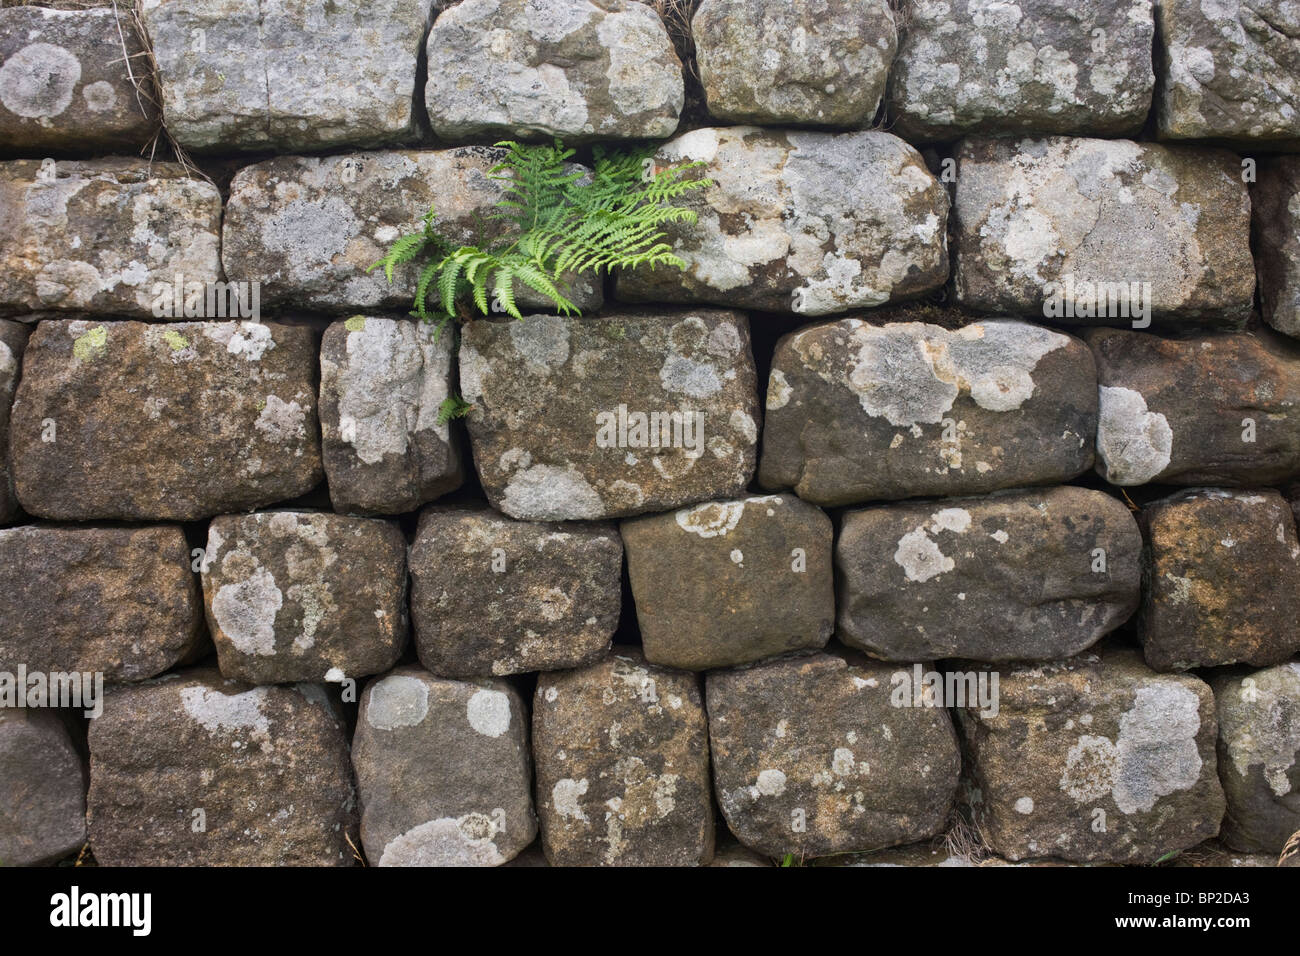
[[1, 0, 1298, 868]]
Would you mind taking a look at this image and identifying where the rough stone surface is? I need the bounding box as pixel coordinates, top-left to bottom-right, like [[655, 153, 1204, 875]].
[[425, 0, 683, 141], [758, 318, 1097, 506], [889, 0, 1155, 141], [87, 670, 358, 866], [461, 312, 759, 520], [1252, 156, 1300, 338], [616, 127, 949, 315], [1157, 0, 1300, 147], [409, 505, 621, 677], [533, 651, 714, 865], [201, 511, 408, 685], [10, 320, 321, 521], [1211, 664, 1300, 855], [707, 650, 961, 859], [0, 6, 159, 151], [320, 316, 463, 515], [960, 650, 1226, 864], [837, 487, 1142, 662], [221, 148, 602, 314], [953, 137, 1255, 325], [353, 667, 535, 866], [0, 320, 29, 524], [0, 708, 86, 866], [693, 0, 897, 128], [140, 0, 436, 152], [1138, 489, 1300, 671], [0, 159, 221, 317], [0, 525, 203, 682], [1088, 327, 1300, 487], [621, 493, 833, 670]]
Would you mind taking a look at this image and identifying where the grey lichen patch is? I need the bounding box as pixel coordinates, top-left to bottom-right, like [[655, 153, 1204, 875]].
[[211, 566, 283, 658], [365, 673, 431, 731], [378, 816, 507, 867], [1096, 385, 1173, 485]]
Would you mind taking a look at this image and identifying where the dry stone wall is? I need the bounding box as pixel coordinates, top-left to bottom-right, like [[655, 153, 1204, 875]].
[[0, 0, 1299, 870]]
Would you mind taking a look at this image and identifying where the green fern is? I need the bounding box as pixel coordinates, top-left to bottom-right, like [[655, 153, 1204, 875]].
[[369, 139, 712, 327], [436, 395, 474, 426]]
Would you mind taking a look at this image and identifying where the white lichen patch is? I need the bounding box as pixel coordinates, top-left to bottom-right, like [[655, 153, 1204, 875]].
[[377, 815, 504, 867], [676, 500, 745, 537], [1096, 385, 1173, 485], [466, 688, 511, 738], [180, 684, 271, 738], [366, 674, 430, 730], [211, 566, 282, 656], [500, 463, 604, 520]]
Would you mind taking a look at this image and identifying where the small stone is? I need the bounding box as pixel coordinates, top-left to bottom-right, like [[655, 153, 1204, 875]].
[[353, 667, 535, 866], [0, 525, 203, 682], [461, 312, 759, 520], [0, 708, 86, 866], [837, 487, 1142, 662], [1137, 489, 1300, 671], [759, 318, 1097, 505], [409, 504, 621, 677], [959, 649, 1226, 864], [693, 0, 896, 128], [319, 316, 463, 515], [1252, 157, 1300, 338], [87, 670, 358, 866], [706, 650, 961, 859], [10, 320, 321, 521], [0, 320, 30, 523], [201, 511, 408, 685], [533, 651, 714, 866], [621, 493, 833, 670]]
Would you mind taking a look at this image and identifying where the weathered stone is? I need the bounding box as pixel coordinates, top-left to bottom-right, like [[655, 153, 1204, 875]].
[[1088, 327, 1300, 487], [461, 312, 759, 520], [889, 0, 1155, 141], [692, 0, 896, 127], [1211, 665, 1300, 855], [707, 837, 773, 867], [10, 320, 321, 521], [1157, 0, 1300, 147], [533, 651, 714, 865], [409, 505, 621, 677], [0, 525, 203, 682], [425, 0, 683, 141], [953, 137, 1255, 325], [221, 148, 602, 313], [1138, 490, 1300, 671], [0, 6, 159, 151], [1167, 839, 1278, 867], [201, 511, 408, 685], [615, 127, 949, 315], [707, 650, 961, 859], [353, 667, 535, 866], [622, 494, 833, 670], [1252, 157, 1300, 338], [0, 320, 29, 524], [758, 319, 1097, 506], [959, 650, 1226, 864], [0, 159, 221, 317], [140, 0, 435, 152], [0, 708, 85, 866], [320, 316, 463, 515], [87, 670, 358, 866], [837, 487, 1141, 663]]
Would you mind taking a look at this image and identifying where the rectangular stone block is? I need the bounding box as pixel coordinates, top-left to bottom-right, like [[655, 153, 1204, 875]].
[[461, 312, 759, 520], [615, 127, 949, 315], [759, 318, 1097, 505], [0, 524, 204, 682], [953, 136, 1255, 325], [10, 320, 322, 521], [1252, 156, 1300, 338], [0, 708, 86, 867], [0, 159, 221, 317], [0, 320, 29, 524]]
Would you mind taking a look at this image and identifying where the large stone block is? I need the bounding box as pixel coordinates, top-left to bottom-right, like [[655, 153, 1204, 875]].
[[10, 320, 322, 521], [758, 319, 1097, 505], [615, 127, 949, 315], [319, 316, 463, 515], [409, 505, 621, 677], [425, 0, 683, 141], [953, 137, 1254, 325], [837, 487, 1141, 662], [0, 525, 203, 682], [460, 312, 759, 520], [353, 667, 535, 866], [0, 159, 221, 317], [0, 708, 86, 866], [87, 671, 358, 866]]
